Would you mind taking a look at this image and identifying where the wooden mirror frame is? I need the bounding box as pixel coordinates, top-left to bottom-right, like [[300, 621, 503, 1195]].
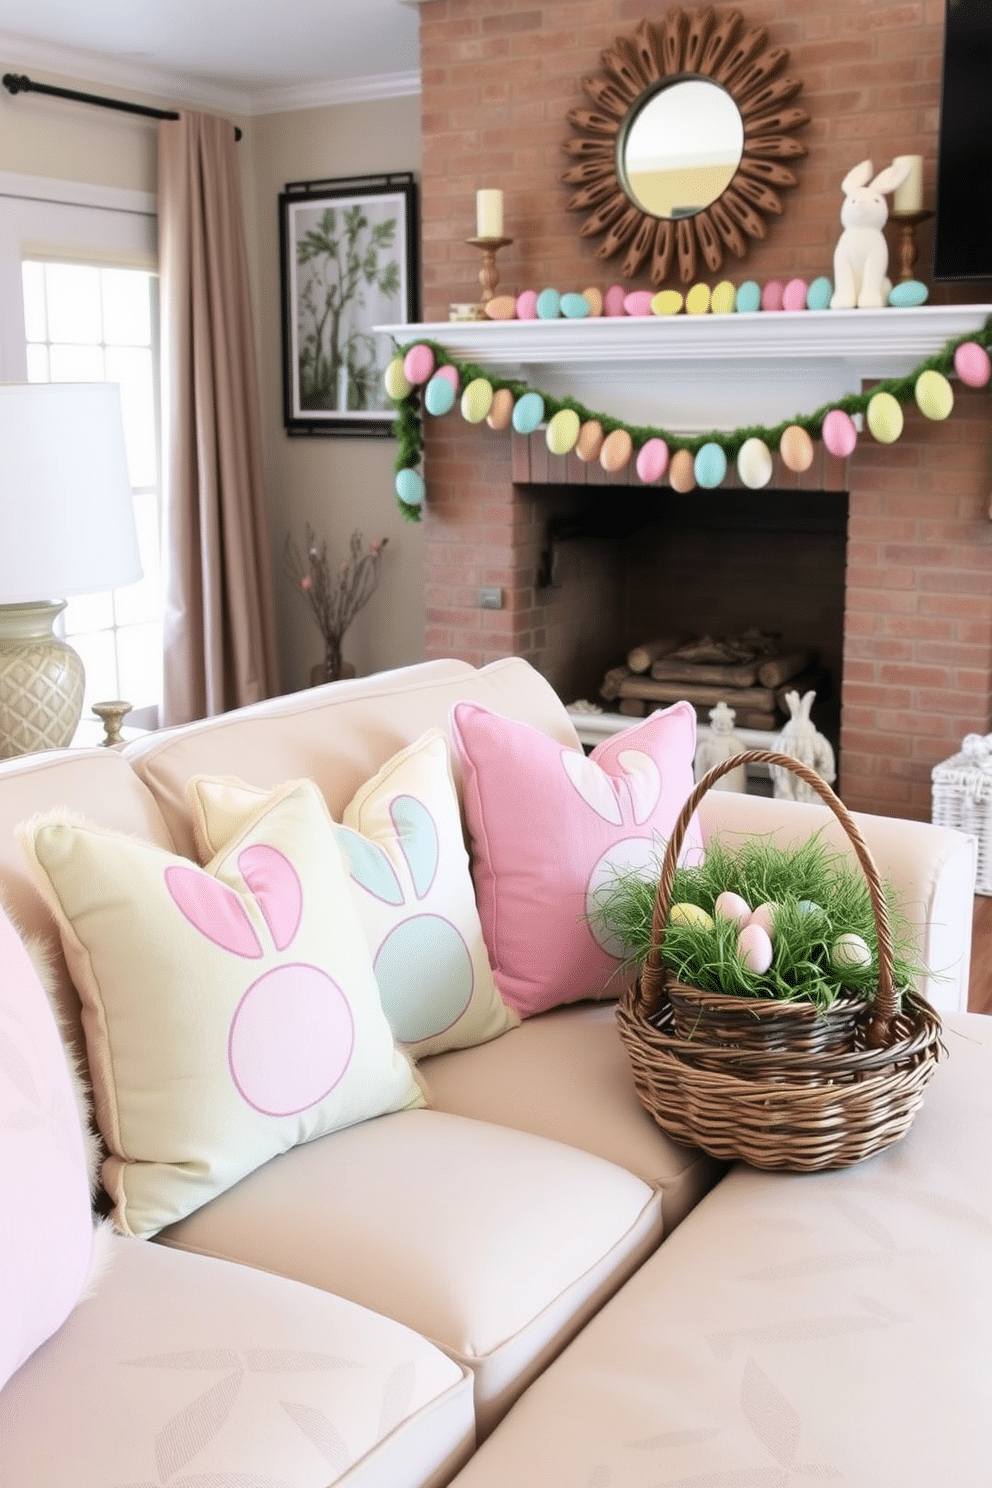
[[562, 6, 809, 286]]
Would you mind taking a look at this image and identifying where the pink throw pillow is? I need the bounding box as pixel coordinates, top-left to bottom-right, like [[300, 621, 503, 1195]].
[[450, 701, 704, 1018], [0, 905, 95, 1387]]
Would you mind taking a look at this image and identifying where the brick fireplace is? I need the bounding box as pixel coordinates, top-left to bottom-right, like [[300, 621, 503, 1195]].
[[411, 0, 992, 821]]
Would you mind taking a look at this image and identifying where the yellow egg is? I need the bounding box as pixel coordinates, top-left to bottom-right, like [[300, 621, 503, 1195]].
[[737, 437, 773, 489], [460, 377, 494, 424], [582, 286, 603, 317], [383, 356, 412, 400], [546, 407, 581, 456], [670, 902, 714, 931], [600, 427, 633, 474], [779, 424, 815, 472], [866, 390, 904, 444], [483, 294, 517, 321], [668, 448, 696, 493], [486, 387, 514, 431], [575, 419, 604, 462], [915, 369, 954, 420], [685, 282, 711, 315], [710, 280, 737, 314], [650, 289, 684, 316]]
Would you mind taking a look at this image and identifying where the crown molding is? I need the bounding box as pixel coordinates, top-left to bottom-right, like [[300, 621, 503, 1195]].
[[252, 69, 421, 114]]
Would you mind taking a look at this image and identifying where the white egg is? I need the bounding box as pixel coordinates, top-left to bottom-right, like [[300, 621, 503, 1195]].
[[715, 890, 752, 926], [748, 902, 779, 937], [831, 933, 872, 970], [738, 923, 774, 974]]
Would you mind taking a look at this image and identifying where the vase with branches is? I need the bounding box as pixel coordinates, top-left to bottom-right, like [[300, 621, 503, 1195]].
[[284, 526, 388, 683]]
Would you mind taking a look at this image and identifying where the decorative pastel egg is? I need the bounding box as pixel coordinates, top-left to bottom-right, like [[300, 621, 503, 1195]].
[[761, 279, 785, 312], [737, 437, 773, 489], [748, 902, 779, 937], [384, 356, 412, 400], [461, 377, 494, 424], [636, 437, 669, 484], [424, 371, 457, 416], [866, 390, 904, 444], [736, 280, 762, 314], [831, 932, 872, 970], [536, 287, 562, 320], [561, 292, 590, 319], [600, 427, 633, 473], [582, 286, 604, 317], [710, 280, 737, 314], [797, 900, 823, 917], [779, 424, 815, 473], [650, 289, 683, 316], [782, 277, 808, 312], [395, 468, 425, 507], [738, 922, 774, 974], [516, 289, 538, 320], [623, 290, 654, 317], [486, 387, 515, 430], [575, 420, 604, 463], [888, 279, 929, 308], [402, 343, 434, 385], [668, 448, 696, 493], [435, 364, 460, 391], [954, 340, 992, 388], [511, 391, 545, 435], [715, 891, 752, 926], [806, 275, 833, 311], [546, 407, 581, 455], [670, 902, 713, 931], [484, 294, 517, 320], [915, 369, 954, 420], [822, 408, 858, 458], [685, 282, 711, 315], [604, 284, 627, 317], [694, 441, 727, 489]]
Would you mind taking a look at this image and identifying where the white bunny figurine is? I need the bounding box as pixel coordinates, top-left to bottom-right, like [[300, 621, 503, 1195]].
[[830, 157, 913, 310], [770, 690, 836, 803]]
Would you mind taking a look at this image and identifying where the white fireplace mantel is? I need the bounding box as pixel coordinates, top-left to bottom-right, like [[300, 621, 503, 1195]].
[[378, 304, 991, 433]]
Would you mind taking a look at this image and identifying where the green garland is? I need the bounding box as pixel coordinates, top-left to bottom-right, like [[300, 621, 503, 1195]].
[[389, 317, 992, 521]]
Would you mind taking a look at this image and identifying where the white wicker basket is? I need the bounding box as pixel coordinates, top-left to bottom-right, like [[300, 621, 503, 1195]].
[[931, 733, 992, 895]]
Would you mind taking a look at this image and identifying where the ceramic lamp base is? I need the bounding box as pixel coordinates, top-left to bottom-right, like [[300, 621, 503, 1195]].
[[0, 601, 85, 757]]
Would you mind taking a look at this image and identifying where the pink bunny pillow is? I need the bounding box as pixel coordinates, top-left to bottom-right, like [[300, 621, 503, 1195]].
[[451, 701, 704, 1018]]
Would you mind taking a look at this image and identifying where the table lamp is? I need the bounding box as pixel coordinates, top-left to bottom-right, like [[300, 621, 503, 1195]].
[[0, 382, 142, 758]]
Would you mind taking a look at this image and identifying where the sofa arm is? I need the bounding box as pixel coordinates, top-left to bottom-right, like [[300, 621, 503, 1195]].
[[696, 791, 976, 1013]]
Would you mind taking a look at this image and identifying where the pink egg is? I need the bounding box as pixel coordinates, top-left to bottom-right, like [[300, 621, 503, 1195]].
[[715, 890, 752, 927], [516, 289, 538, 320], [738, 923, 774, 975], [604, 284, 627, 317], [402, 344, 434, 385], [761, 279, 784, 312], [435, 364, 460, 392], [636, 437, 669, 484], [782, 277, 808, 312], [954, 340, 991, 388], [623, 290, 654, 317], [822, 408, 858, 458], [748, 902, 779, 937]]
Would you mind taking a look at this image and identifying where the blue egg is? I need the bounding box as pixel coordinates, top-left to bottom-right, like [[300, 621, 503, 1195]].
[[536, 287, 562, 320], [560, 292, 590, 319], [395, 468, 425, 507], [806, 275, 833, 311], [888, 279, 929, 308], [511, 391, 545, 435], [424, 372, 456, 416], [735, 280, 762, 314], [694, 442, 727, 489], [797, 900, 823, 917]]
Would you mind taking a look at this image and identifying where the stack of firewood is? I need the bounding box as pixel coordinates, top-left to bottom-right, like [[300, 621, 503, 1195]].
[[600, 631, 828, 731]]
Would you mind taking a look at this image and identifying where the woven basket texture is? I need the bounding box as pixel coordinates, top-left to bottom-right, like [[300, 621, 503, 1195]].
[[931, 735, 992, 896]]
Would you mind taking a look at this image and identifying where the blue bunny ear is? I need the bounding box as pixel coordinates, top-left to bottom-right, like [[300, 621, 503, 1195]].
[[336, 825, 404, 906], [390, 794, 439, 901]]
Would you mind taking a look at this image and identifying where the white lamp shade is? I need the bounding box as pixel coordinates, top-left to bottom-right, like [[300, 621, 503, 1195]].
[[0, 382, 143, 604]]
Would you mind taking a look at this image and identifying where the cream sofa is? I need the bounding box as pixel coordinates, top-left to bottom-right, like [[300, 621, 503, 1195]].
[[0, 657, 986, 1488]]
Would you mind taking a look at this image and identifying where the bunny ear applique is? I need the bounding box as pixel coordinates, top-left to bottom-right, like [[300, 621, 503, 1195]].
[[336, 826, 404, 906], [389, 794, 439, 901], [164, 865, 264, 959]]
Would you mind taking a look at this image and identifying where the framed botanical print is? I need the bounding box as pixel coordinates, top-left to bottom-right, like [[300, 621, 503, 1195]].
[[279, 172, 418, 436]]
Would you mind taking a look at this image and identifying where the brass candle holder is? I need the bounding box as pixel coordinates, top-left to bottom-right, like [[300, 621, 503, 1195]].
[[91, 699, 132, 748], [466, 235, 513, 318], [890, 209, 934, 282]]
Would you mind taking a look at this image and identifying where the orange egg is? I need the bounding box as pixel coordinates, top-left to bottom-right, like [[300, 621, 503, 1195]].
[[599, 428, 633, 474], [575, 419, 604, 462], [779, 424, 814, 473], [668, 448, 696, 493], [486, 387, 514, 431]]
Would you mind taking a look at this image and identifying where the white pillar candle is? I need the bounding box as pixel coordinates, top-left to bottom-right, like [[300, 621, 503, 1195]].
[[476, 188, 504, 238], [892, 154, 924, 213]]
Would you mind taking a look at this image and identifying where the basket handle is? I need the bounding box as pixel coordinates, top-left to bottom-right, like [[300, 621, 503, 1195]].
[[639, 750, 897, 1047]]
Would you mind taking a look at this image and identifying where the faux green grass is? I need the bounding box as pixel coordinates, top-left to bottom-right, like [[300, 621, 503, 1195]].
[[592, 832, 926, 1011]]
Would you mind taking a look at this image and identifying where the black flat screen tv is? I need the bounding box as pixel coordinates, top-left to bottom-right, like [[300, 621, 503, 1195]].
[[932, 0, 992, 281]]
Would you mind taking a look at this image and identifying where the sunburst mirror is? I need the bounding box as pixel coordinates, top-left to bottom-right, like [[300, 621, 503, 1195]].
[[562, 7, 810, 286]]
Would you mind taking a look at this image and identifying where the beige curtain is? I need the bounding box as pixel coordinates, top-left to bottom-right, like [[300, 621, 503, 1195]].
[[157, 110, 279, 725]]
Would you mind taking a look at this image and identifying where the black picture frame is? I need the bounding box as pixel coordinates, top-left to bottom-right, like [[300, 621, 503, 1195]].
[[279, 172, 418, 436]]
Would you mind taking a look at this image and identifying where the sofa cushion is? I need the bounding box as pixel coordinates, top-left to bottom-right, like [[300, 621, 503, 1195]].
[[450, 700, 704, 1017], [156, 1107, 664, 1438], [21, 779, 423, 1238], [0, 904, 96, 1388], [189, 729, 518, 1058], [0, 1230, 475, 1488]]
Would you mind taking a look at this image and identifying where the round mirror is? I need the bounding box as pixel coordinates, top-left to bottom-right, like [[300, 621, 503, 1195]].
[[619, 79, 744, 220]]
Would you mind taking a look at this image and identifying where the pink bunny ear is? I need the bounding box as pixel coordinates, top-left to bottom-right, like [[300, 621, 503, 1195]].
[[237, 844, 302, 952], [164, 866, 263, 959]]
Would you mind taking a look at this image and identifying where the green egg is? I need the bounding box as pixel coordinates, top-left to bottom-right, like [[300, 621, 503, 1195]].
[[806, 276, 833, 311], [560, 293, 590, 319]]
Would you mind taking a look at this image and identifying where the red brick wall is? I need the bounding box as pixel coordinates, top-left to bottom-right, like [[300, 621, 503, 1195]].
[[418, 0, 992, 819]]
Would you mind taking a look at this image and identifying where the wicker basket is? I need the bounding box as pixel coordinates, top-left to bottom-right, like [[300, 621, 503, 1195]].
[[931, 733, 992, 896], [616, 749, 944, 1172]]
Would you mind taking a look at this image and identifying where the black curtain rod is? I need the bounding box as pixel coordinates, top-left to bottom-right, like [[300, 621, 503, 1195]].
[[2, 72, 242, 140]]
